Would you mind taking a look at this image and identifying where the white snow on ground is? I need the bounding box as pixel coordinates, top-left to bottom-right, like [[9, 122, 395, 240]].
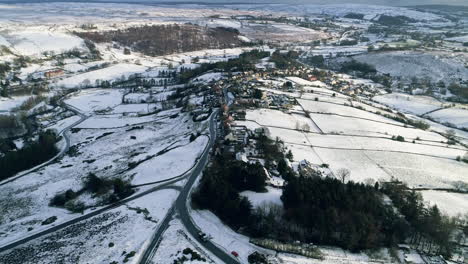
[[309, 45, 368, 57], [306, 133, 465, 159], [446, 35, 468, 43], [65, 89, 123, 114], [110, 103, 160, 114], [287, 142, 324, 164], [366, 151, 468, 189], [245, 109, 318, 133], [420, 190, 468, 217], [45, 115, 81, 133], [276, 4, 444, 21], [308, 113, 445, 142], [193, 72, 224, 83], [298, 99, 403, 125], [0, 34, 9, 47], [353, 51, 468, 84], [409, 114, 468, 146], [404, 250, 425, 264], [131, 136, 208, 185], [54, 63, 147, 88], [63, 63, 88, 73], [191, 209, 274, 264], [0, 109, 201, 246], [1, 29, 86, 56], [0, 95, 31, 112], [17, 64, 54, 80], [0, 189, 178, 264], [286, 76, 316, 86], [75, 113, 161, 129], [241, 89, 468, 189], [152, 219, 219, 264], [240, 186, 283, 208], [428, 108, 468, 129], [279, 247, 396, 264], [373, 93, 444, 115], [301, 94, 350, 106], [205, 19, 242, 29]]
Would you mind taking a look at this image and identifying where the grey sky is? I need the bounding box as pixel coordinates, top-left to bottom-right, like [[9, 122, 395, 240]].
[[0, 0, 467, 6]]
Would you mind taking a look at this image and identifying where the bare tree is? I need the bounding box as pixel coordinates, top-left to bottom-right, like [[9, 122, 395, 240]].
[[336, 168, 350, 183]]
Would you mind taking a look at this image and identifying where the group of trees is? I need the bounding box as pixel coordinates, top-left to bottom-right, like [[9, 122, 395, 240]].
[[0, 114, 19, 130], [306, 55, 325, 67], [194, 137, 458, 257], [76, 24, 245, 57], [50, 173, 134, 212], [270, 50, 300, 69], [447, 83, 468, 100], [256, 136, 294, 180], [192, 155, 267, 229], [376, 15, 416, 26], [0, 130, 58, 181], [178, 49, 270, 82], [382, 181, 457, 257], [341, 60, 377, 75], [279, 176, 407, 251]]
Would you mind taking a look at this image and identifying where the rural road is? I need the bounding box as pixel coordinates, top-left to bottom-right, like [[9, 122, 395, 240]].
[[139, 110, 240, 264], [0, 182, 182, 253], [1, 110, 239, 264]]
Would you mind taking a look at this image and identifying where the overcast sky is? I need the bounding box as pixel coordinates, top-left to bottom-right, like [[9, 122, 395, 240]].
[[1, 0, 467, 6]]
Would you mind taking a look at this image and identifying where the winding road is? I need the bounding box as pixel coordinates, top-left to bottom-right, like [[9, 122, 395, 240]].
[[0, 109, 240, 264], [139, 110, 240, 264]]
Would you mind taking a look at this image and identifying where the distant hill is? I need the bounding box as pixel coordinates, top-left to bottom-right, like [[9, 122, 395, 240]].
[[0, 0, 467, 7]]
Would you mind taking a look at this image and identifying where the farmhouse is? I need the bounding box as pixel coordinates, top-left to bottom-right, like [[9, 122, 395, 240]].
[[44, 69, 64, 79]]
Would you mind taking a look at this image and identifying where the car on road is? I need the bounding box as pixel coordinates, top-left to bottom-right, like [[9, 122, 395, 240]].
[[198, 232, 209, 242], [231, 251, 239, 258]]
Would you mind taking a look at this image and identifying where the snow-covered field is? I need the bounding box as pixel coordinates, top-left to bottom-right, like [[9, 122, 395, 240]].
[[45, 115, 81, 133], [0, 189, 178, 264], [0, 105, 208, 246], [75, 114, 162, 129], [0, 95, 31, 112], [131, 136, 208, 185], [246, 108, 318, 132], [373, 93, 444, 115], [446, 35, 468, 43], [65, 89, 124, 114], [420, 190, 468, 217], [240, 82, 468, 189], [0, 28, 86, 56], [110, 103, 160, 114], [428, 108, 468, 129], [279, 247, 396, 264], [55, 64, 147, 88], [298, 99, 403, 124], [352, 51, 468, 84], [308, 112, 445, 142]]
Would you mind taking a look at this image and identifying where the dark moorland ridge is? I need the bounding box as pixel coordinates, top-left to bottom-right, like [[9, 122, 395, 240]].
[[75, 24, 244, 57]]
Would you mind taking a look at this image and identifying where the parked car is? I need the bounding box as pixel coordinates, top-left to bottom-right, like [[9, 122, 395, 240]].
[[231, 251, 239, 258]]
